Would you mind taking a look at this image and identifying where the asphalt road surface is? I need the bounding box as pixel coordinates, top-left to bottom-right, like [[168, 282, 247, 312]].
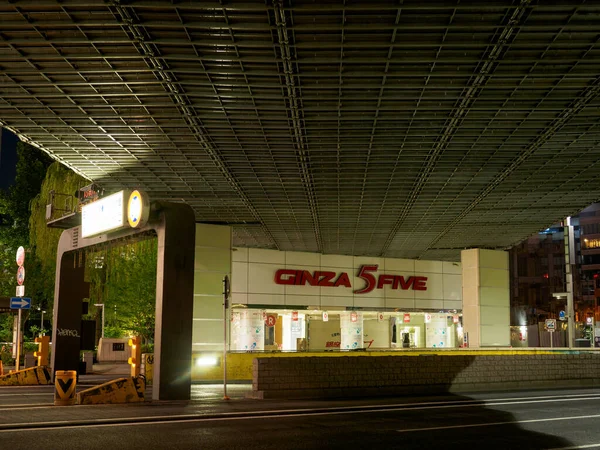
[[1, 386, 600, 449]]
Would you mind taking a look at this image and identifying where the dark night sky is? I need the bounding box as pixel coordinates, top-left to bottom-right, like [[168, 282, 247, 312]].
[[0, 128, 18, 190]]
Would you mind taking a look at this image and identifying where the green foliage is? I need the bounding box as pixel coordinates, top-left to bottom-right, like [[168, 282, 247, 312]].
[[0, 345, 11, 366], [87, 238, 157, 343], [0, 314, 13, 342], [0, 141, 52, 246], [28, 162, 87, 311]]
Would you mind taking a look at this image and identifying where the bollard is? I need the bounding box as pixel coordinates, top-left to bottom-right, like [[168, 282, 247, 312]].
[[141, 353, 154, 385], [0, 360, 3, 376], [54, 370, 77, 406]]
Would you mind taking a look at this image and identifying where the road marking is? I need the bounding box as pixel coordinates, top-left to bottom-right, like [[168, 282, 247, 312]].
[[0, 393, 52, 397], [0, 404, 54, 410], [548, 444, 600, 449], [397, 413, 600, 433], [548, 443, 600, 450], [2, 394, 600, 432]]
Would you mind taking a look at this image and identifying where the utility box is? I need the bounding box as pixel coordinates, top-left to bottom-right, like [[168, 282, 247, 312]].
[[82, 352, 94, 373]]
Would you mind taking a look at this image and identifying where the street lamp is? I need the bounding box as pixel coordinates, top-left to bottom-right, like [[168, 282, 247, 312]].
[[37, 307, 46, 336], [94, 304, 105, 339]]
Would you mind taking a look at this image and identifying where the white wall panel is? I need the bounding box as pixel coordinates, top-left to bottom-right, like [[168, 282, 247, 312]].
[[479, 249, 509, 270], [232, 247, 248, 262], [231, 261, 248, 293], [415, 260, 443, 274], [442, 261, 462, 275], [443, 274, 462, 300], [443, 300, 463, 311], [415, 299, 444, 310], [285, 294, 319, 307], [248, 248, 284, 264], [285, 282, 321, 297], [285, 251, 321, 267], [321, 254, 353, 268], [384, 258, 415, 272], [248, 263, 284, 294], [353, 256, 384, 268], [355, 296, 385, 309], [230, 293, 248, 305], [385, 298, 416, 309], [247, 293, 284, 305], [320, 296, 354, 308]]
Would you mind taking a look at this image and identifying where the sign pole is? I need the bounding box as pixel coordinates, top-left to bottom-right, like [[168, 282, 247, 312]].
[[15, 309, 22, 371], [223, 275, 230, 401]]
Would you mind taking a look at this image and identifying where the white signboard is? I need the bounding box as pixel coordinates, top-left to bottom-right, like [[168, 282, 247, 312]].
[[545, 319, 556, 332], [16, 285, 24, 297], [81, 191, 126, 238]]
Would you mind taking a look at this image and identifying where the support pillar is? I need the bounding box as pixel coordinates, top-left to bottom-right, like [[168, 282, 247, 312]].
[[461, 248, 510, 348]]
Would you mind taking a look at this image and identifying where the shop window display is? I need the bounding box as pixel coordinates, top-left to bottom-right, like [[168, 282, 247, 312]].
[[230, 308, 462, 352]]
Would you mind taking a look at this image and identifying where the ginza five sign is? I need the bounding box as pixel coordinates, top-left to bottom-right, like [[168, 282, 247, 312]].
[[274, 265, 427, 294]]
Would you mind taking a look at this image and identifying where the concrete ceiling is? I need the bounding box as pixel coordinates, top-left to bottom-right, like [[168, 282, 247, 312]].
[[1, 1, 600, 260]]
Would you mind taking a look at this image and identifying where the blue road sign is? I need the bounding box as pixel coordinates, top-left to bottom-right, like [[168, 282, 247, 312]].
[[10, 297, 31, 310], [559, 310, 566, 321]]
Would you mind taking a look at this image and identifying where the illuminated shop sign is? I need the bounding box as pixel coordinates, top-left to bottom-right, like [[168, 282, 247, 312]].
[[81, 189, 151, 238], [81, 191, 125, 238], [274, 264, 427, 294]]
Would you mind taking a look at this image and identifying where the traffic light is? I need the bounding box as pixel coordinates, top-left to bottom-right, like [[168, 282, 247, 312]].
[[128, 336, 141, 377], [34, 336, 50, 366]]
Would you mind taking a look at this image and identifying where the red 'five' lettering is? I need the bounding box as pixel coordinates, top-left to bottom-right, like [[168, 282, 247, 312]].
[[353, 265, 378, 294]]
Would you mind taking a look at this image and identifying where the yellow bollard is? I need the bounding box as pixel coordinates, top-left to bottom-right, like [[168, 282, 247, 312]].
[[0, 360, 3, 376], [143, 354, 154, 385], [54, 370, 77, 406]]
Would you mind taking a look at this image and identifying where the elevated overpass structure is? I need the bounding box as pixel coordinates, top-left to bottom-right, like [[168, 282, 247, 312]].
[[1, 1, 599, 261]]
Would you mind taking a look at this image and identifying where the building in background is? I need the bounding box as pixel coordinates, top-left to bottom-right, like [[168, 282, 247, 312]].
[[510, 203, 600, 346], [0, 128, 17, 190]]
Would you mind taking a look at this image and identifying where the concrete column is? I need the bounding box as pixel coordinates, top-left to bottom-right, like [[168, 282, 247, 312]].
[[461, 249, 510, 348], [191, 224, 232, 354]]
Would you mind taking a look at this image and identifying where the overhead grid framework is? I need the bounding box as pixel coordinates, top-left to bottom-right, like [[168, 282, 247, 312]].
[[108, 1, 279, 248], [2, 1, 600, 260]]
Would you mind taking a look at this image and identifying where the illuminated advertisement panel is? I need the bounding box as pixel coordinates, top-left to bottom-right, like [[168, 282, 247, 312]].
[[81, 191, 126, 238]]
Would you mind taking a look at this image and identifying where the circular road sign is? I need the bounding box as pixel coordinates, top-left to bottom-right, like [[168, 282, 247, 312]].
[[16, 265, 25, 286], [16, 246, 25, 267]]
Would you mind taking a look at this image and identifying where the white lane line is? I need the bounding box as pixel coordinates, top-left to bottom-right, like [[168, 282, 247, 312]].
[[0, 404, 55, 411], [397, 413, 600, 433], [2, 395, 600, 433], [0, 393, 52, 397], [547, 444, 600, 449]]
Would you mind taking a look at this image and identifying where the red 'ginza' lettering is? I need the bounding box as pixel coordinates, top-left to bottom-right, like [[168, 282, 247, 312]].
[[274, 269, 352, 288], [275, 265, 428, 293]]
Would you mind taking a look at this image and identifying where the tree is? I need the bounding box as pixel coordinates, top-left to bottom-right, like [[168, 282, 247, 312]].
[[0, 141, 52, 341], [87, 238, 157, 344]]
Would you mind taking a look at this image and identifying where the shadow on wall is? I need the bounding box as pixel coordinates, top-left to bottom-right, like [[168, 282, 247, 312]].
[[251, 354, 587, 448]]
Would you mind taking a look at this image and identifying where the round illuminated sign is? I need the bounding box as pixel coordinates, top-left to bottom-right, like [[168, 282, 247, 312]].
[[16, 265, 25, 286], [16, 246, 25, 267], [127, 190, 150, 228]]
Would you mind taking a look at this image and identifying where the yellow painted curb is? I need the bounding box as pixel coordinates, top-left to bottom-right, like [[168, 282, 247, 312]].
[[77, 376, 145, 405], [0, 366, 52, 386]]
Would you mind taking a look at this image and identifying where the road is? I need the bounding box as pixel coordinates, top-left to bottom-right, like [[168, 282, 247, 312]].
[[0, 385, 599, 449]]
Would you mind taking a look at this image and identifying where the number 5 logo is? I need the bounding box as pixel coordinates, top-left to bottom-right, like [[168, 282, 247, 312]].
[[353, 265, 378, 294]]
